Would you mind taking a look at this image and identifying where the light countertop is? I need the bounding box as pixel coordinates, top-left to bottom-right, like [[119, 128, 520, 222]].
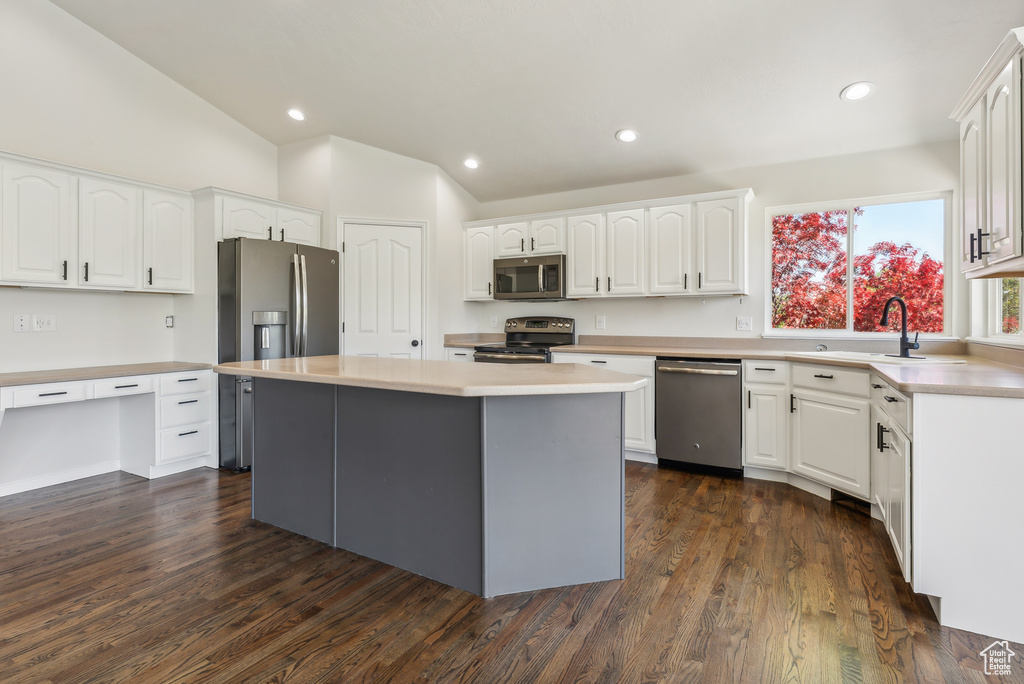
[[214, 355, 647, 397], [0, 361, 212, 388]]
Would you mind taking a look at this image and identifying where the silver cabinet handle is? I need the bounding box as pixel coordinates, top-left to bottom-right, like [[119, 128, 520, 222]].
[[656, 366, 738, 376]]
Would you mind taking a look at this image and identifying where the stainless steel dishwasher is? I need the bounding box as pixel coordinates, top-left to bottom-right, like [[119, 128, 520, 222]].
[[655, 359, 742, 471]]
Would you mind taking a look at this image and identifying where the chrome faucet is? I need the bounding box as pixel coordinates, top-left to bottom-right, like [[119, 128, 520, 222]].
[[879, 296, 920, 358]]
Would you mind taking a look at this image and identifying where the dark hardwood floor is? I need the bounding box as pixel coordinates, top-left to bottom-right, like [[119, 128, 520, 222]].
[[0, 463, 1019, 683]]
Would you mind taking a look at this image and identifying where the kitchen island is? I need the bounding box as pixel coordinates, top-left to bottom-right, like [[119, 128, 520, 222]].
[[214, 355, 646, 597]]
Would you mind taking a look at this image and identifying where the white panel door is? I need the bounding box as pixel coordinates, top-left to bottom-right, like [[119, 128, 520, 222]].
[[78, 178, 139, 289], [223, 196, 275, 240], [959, 97, 986, 271], [143, 190, 193, 293], [886, 425, 911, 582], [464, 225, 494, 300], [870, 406, 889, 523], [648, 204, 691, 295], [695, 197, 742, 293], [566, 213, 603, 297], [2, 162, 75, 285], [343, 223, 423, 359], [277, 207, 320, 246], [791, 389, 870, 498], [605, 208, 645, 296], [985, 60, 1022, 265], [528, 217, 566, 254], [495, 222, 529, 257]]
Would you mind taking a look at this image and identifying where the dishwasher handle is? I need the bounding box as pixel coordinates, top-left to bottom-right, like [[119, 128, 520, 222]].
[[656, 366, 738, 376]]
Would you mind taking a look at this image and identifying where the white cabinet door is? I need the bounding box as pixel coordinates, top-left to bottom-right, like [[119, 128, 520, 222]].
[[223, 196, 275, 240], [743, 384, 788, 470], [463, 226, 495, 300], [648, 204, 692, 295], [959, 97, 987, 272], [528, 217, 565, 255], [78, 178, 139, 289], [985, 59, 1022, 265], [605, 209, 645, 296], [695, 197, 743, 293], [143, 190, 194, 293], [566, 213, 603, 297], [886, 424, 911, 582], [1, 162, 75, 285], [870, 406, 890, 523], [791, 389, 870, 498], [445, 347, 474, 362], [495, 221, 529, 257], [276, 207, 320, 246]]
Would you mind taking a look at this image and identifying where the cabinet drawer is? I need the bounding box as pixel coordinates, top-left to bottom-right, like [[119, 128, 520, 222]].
[[11, 381, 89, 407], [94, 376, 155, 398], [792, 364, 869, 397], [160, 371, 210, 396], [552, 353, 655, 376], [161, 393, 210, 429], [445, 348, 473, 362], [871, 377, 911, 435], [160, 423, 211, 463], [742, 360, 789, 384]]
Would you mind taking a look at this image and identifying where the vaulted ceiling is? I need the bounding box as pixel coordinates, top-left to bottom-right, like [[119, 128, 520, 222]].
[[49, 0, 1024, 201]]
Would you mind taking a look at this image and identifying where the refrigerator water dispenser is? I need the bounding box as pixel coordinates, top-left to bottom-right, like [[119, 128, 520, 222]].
[[252, 311, 287, 360]]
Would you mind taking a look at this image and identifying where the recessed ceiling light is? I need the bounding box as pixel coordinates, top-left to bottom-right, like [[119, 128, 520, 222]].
[[615, 129, 638, 142], [839, 82, 875, 101], [287, 108, 306, 121], [464, 158, 479, 169]]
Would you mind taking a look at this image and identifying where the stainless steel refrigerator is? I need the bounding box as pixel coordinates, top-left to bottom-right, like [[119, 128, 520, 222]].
[[218, 238, 339, 470]]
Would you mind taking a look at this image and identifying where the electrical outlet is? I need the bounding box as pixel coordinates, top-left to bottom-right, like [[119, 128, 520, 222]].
[[32, 314, 56, 332], [13, 314, 30, 333], [489, 315, 498, 328], [736, 316, 752, 331], [596, 315, 607, 330]]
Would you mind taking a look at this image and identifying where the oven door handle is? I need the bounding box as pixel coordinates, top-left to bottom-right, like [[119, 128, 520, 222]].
[[656, 366, 738, 376], [474, 352, 548, 362]]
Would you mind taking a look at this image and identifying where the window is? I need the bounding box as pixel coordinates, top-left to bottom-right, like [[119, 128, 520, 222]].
[[995, 278, 1021, 336], [769, 193, 948, 334]]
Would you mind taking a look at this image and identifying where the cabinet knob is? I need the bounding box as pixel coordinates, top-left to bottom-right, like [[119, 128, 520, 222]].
[[411, 340, 420, 347]]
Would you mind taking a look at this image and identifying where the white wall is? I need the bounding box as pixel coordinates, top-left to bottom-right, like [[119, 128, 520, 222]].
[[470, 142, 964, 341], [0, 0, 278, 372]]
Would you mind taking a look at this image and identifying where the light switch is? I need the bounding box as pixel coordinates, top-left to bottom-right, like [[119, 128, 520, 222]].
[[736, 317, 752, 331]]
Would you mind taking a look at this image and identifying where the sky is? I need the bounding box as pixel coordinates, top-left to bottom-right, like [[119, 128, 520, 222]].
[[853, 199, 945, 263]]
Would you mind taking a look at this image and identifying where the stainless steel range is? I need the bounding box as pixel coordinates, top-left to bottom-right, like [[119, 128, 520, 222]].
[[473, 316, 575, 363]]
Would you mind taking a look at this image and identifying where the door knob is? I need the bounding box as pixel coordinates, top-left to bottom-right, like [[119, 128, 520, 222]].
[[411, 340, 420, 347]]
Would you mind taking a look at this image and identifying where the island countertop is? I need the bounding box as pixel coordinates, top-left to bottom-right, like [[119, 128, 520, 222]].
[[214, 355, 647, 397]]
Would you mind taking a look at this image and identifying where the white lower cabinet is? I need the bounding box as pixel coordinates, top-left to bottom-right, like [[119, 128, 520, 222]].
[[445, 347, 474, 362], [790, 364, 871, 499], [871, 375, 912, 583], [742, 360, 789, 470], [550, 353, 655, 455]]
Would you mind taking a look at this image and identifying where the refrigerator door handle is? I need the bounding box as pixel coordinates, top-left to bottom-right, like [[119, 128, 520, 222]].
[[300, 254, 310, 356], [292, 254, 302, 356]]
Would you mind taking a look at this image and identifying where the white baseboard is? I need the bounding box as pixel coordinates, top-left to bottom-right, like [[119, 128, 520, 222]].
[[625, 450, 657, 464], [0, 460, 120, 499], [147, 455, 213, 480], [743, 466, 834, 501]]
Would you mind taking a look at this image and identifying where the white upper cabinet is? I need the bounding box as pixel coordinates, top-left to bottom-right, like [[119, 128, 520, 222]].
[[464, 225, 495, 300], [276, 207, 321, 246], [959, 97, 986, 272], [952, 29, 1024, 277], [78, 178, 139, 289], [648, 204, 692, 295], [695, 197, 744, 293], [566, 213, 603, 297], [495, 221, 530, 257], [985, 61, 1021, 265], [223, 196, 276, 241], [1, 162, 75, 285], [605, 208, 645, 296], [143, 190, 193, 293], [528, 217, 566, 255]]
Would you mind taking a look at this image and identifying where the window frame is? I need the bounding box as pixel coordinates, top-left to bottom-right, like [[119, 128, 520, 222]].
[[985, 277, 1024, 342], [763, 190, 953, 339]]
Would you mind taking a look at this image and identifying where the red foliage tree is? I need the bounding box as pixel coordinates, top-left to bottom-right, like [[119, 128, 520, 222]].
[[772, 210, 944, 333]]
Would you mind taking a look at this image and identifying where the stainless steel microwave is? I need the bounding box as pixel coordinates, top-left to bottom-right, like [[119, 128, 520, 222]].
[[493, 254, 566, 300]]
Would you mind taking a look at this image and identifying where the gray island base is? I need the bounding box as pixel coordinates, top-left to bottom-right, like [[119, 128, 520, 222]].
[[251, 377, 626, 597]]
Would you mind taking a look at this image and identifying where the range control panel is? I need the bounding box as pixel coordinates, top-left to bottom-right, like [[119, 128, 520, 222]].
[[504, 316, 574, 331]]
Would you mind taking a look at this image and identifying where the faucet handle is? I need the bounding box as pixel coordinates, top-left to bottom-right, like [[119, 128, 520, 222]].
[[910, 332, 920, 350]]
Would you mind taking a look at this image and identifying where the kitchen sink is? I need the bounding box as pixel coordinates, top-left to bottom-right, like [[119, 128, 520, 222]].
[[788, 351, 966, 365]]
